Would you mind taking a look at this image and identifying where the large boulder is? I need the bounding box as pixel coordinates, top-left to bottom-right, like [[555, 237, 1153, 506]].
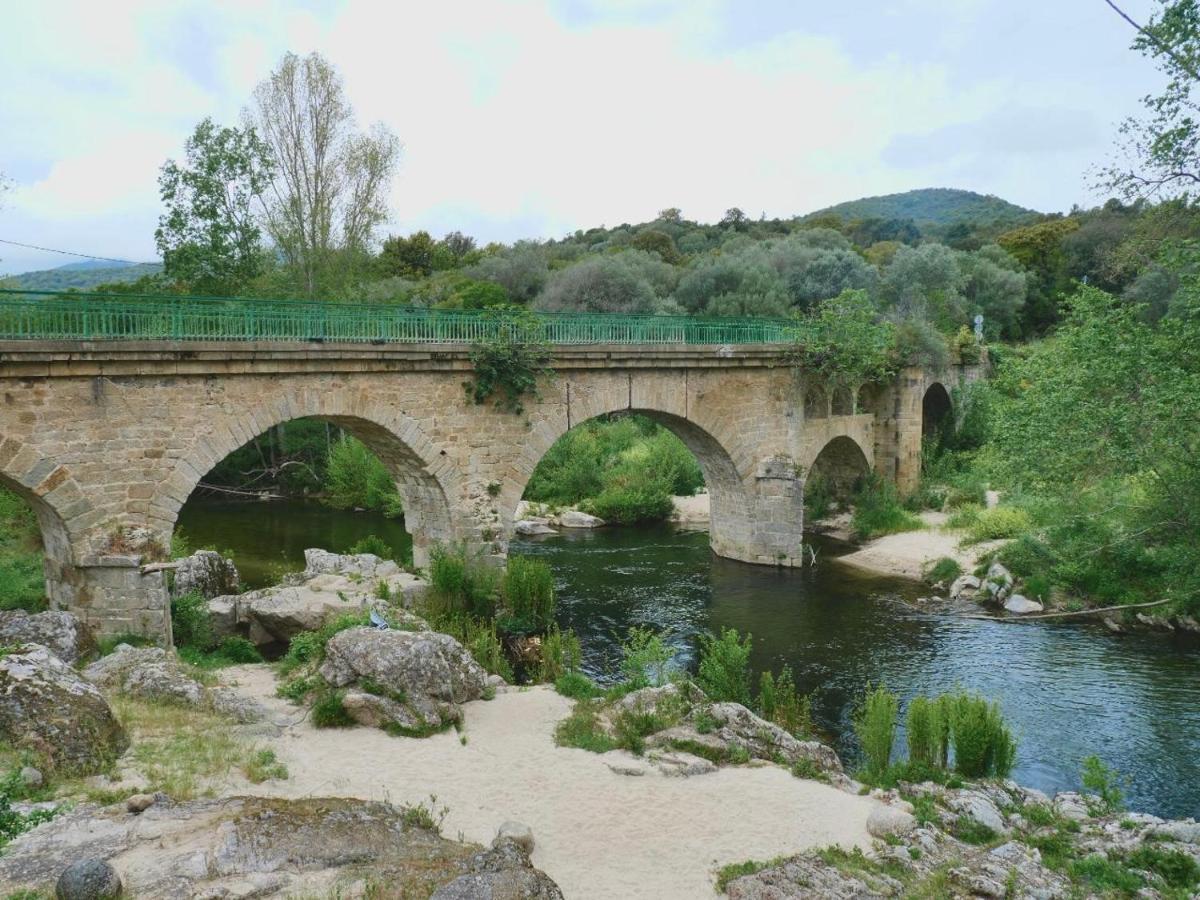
[[1004, 594, 1044, 615], [171, 550, 239, 600], [0, 644, 127, 774], [84, 646, 205, 706], [556, 509, 605, 529], [320, 628, 489, 730], [0, 610, 97, 665], [0, 796, 563, 899], [949, 574, 981, 601]]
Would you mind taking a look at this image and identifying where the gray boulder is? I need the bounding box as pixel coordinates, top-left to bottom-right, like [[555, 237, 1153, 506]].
[[556, 509, 605, 529], [1004, 594, 1044, 615], [949, 574, 981, 600], [949, 790, 1007, 834], [0, 644, 127, 774], [170, 550, 238, 600], [432, 839, 563, 899], [0, 610, 97, 665], [55, 858, 122, 900], [867, 804, 917, 838], [320, 628, 489, 730], [514, 520, 556, 536], [707, 702, 843, 773], [83, 646, 205, 707], [493, 820, 535, 854]]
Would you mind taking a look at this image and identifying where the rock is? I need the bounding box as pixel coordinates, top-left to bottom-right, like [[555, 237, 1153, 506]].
[[0, 610, 98, 665], [83, 646, 205, 707], [0, 644, 127, 774], [514, 520, 556, 536], [125, 793, 157, 814], [55, 859, 122, 900], [646, 749, 718, 778], [867, 804, 917, 838], [302, 549, 400, 580], [0, 796, 564, 899], [493, 820, 535, 854], [1136, 612, 1173, 630], [949, 791, 1007, 834], [613, 682, 705, 720], [950, 574, 981, 600], [432, 839, 564, 899], [1102, 616, 1126, 634], [208, 687, 267, 724], [1152, 819, 1200, 844], [556, 509, 605, 529], [206, 596, 238, 641], [170, 550, 239, 600], [1176, 615, 1200, 634], [1053, 791, 1091, 821], [1003, 594, 1044, 615], [19, 766, 42, 789], [986, 562, 1013, 586], [320, 628, 488, 730]]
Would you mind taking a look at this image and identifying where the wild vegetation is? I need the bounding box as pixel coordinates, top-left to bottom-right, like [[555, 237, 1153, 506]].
[[0, 488, 45, 613]]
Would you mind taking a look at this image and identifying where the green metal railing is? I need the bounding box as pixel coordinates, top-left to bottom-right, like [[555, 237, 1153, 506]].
[[0, 290, 794, 346]]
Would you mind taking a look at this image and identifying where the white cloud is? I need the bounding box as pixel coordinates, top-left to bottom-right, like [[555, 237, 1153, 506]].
[[0, 0, 1166, 274]]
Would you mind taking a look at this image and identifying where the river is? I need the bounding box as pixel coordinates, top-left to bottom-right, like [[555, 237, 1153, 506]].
[[178, 499, 1200, 819]]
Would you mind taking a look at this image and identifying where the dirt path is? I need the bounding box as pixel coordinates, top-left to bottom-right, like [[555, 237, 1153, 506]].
[[219, 665, 877, 900]]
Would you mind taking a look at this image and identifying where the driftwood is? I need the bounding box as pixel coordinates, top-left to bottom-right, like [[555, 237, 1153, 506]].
[[957, 597, 1174, 623]]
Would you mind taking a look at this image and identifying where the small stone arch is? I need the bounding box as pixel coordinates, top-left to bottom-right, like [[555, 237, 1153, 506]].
[[831, 386, 854, 416], [804, 385, 828, 419], [805, 435, 872, 499], [922, 382, 953, 439], [151, 398, 461, 569]]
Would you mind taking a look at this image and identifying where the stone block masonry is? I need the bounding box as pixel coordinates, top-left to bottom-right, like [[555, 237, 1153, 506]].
[[0, 340, 981, 642]]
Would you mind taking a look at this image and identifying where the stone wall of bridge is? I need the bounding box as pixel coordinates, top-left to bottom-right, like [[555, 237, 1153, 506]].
[[0, 340, 982, 641]]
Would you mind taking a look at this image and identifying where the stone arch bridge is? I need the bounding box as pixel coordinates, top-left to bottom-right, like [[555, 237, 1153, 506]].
[[0, 338, 980, 642]]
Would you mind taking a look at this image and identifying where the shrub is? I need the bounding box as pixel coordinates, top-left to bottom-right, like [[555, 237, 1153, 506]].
[[0, 768, 55, 848], [1126, 845, 1200, 890], [997, 534, 1057, 578], [537, 626, 582, 682], [554, 701, 617, 753], [433, 613, 513, 683], [852, 475, 923, 540], [853, 683, 899, 779], [325, 436, 403, 517], [501, 556, 555, 633], [215, 636, 263, 663], [804, 472, 834, 520], [758, 665, 814, 738], [621, 626, 674, 688], [554, 670, 599, 699], [906, 695, 946, 769], [965, 506, 1032, 543], [695, 628, 752, 705], [583, 485, 674, 524], [923, 557, 962, 584], [171, 591, 214, 651], [428, 545, 499, 619], [464, 306, 553, 414], [311, 691, 354, 728], [243, 748, 288, 783], [1081, 755, 1125, 812], [277, 611, 370, 675], [949, 691, 1016, 778], [348, 534, 394, 560]]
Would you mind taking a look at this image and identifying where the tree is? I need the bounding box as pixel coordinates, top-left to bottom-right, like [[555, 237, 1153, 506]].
[[719, 207, 749, 231], [534, 253, 659, 313], [630, 229, 681, 264], [245, 51, 400, 297], [1102, 1, 1200, 198], [155, 118, 273, 295], [997, 218, 1080, 333], [466, 242, 549, 303], [378, 231, 451, 278], [880, 243, 968, 330]]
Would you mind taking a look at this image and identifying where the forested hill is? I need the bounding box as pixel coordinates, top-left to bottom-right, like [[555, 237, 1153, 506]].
[[805, 188, 1039, 231], [2, 261, 163, 291]]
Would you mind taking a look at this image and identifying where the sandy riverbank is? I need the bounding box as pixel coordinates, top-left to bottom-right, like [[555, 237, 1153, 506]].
[[220, 666, 877, 900], [834, 511, 1001, 581]]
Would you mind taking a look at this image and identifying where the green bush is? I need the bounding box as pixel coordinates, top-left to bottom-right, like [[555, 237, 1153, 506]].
[[537, 625, 582, 682], [325, 436, 403, 517], [905, 695, 947, 769], [758, 665, 814, 738], [851, 475, 923, 540], [1081, 755, 1125, 812], [965, 506, 1032, 543], [620, 626, 674, 688], [997, 534, 1057, 578], [554, 670, 599, 699], [348, 534, 395, 560], [171, 591, 214, 651], [949, 691, 1016, 778], [853, 683, 899, 779], [501, 555, 555, 633], [923, 557, 962, 584], [0, 768, 55, 848], [1126, 845, 1200, 891], [277, 611, 370, 675], [432, 613, 513, 683], [0, 488, 46, 613], [583, 485, 674, 524], [696, 628, 753, 705], [215, 636, 263, 664], [804, 472, 834, 520], [311, 691, 355, 728], [428, 545, 499, 619]]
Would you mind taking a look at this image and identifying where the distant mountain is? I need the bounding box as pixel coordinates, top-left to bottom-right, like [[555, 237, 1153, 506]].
[[804, 188, 1039, 230], [2, 262, 163, 292]]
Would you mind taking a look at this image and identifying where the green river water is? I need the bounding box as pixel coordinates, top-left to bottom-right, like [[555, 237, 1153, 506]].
[[178, 499, 1200, 819]]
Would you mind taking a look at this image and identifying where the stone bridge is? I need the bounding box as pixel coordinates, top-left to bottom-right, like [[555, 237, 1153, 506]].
[[0, 339, 981, 641]]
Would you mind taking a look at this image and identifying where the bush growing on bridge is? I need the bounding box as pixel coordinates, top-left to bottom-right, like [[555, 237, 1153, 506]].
[[463, 306, 553, 415]]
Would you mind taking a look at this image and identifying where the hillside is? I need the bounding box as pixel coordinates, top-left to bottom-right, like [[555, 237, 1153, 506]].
[[805, 188, 1039, 229], [3, 262, 163, 291]]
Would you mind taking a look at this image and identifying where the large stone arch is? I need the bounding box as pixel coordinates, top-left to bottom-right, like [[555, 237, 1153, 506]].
[[149, 394, 462, 569]]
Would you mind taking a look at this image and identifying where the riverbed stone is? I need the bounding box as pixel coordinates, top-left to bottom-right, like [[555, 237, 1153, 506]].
[[0, 610, 98, 665], [0, 644, 127, 774], [556, 509, 605, 528], [1053, 791, 1091, 821], [949, 791, 1007, 834], [83, 646, 206, 707], [514, 520, 556, 536], [1003, 594, 1044, 615], [867, 804, 917, 838], [170, 550, 239, 600], [950, 574, 981, 600], [55, 858, 122, 900]]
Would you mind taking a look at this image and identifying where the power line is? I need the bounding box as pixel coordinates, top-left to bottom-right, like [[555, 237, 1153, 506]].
[[0, 238, 149, 267]]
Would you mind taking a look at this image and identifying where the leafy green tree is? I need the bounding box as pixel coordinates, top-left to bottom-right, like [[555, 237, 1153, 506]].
[[789, 290, 897, 384], [672, 247, 789, 317], [535, 252, 667, 313], [880, 243, 967, 330], [1103, 0, 1200, 198], [377, 231, 455, 278], [466, 242, 549, 304], [155, 118, 273, 294], [630, 229, 682, 264], [959, 245, 1027, 339], [997, 218, 1080, 334]]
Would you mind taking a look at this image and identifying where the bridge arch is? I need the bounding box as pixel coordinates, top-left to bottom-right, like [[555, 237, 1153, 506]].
[[922, 381, 953, 439], [150, 396, 462, 569], [803, 434, 872, 498]]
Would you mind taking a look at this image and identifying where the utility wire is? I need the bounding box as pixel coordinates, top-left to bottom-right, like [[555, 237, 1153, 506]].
[[0, 238, 149, 267]]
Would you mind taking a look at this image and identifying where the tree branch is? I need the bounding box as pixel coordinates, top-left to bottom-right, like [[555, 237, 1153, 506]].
[[1104, 0, 1200, 81]]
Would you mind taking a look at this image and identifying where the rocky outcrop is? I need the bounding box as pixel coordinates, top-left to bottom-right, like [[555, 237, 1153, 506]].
[[556, 509, 605, 529], [170, 549, 239, 600], [949, 574, 981, 601], [0, 796, 563, 899], [0, 609, 97, 665], [0, 644, 127, 774], [320, 628, 489, 731], [1003, 593, 1044, 614], [83, 645, 264, 723], [210, 551, 428, 649]]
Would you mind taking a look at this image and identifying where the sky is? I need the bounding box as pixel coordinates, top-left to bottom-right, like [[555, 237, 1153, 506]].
[[0, 0, 1167, 275]]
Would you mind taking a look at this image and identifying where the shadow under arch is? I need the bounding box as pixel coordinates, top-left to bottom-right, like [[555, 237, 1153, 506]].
[[151, 403, 461, 569], [804, 434, 873, 498], [922, 382, 953, 439], [507, 408, 753, 561]]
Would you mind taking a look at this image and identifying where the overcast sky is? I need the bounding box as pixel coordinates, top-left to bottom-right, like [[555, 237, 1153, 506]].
[[0, 0, 1166, 275]]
